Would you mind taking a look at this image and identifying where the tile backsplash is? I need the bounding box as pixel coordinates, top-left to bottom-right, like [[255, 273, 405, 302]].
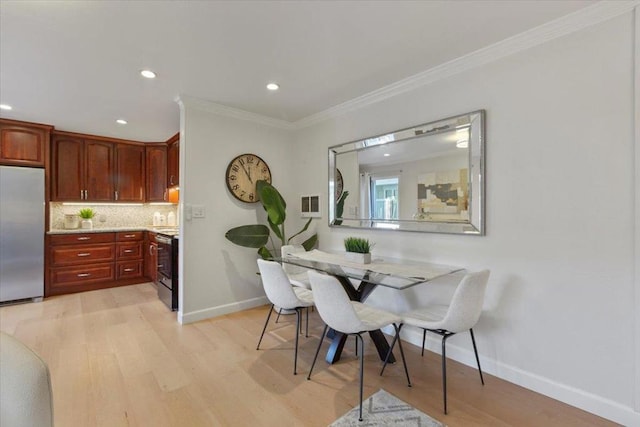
[[50, 203, 178, 230]]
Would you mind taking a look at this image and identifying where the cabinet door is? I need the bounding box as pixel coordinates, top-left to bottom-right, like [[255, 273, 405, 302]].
[[51, 135, 84, 201], [146, 145, 167, 202], [0, 122, 49, 167], [115, 144, 145, 202], [167, 140, 179, 187], [85, 140, 115, 201]]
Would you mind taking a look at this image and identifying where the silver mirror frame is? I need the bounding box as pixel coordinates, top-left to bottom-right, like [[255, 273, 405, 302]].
[[328, 110, 485, 235]]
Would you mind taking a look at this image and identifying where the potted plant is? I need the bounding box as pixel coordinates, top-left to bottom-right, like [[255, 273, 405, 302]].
[[225, 180, 317, 259], [78, 208, 96, 229], [344, 237, 374, 264]]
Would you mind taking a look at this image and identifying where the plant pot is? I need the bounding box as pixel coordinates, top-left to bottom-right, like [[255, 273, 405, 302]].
[[80, 219, 93, 229], [345, 252, 371, 264]]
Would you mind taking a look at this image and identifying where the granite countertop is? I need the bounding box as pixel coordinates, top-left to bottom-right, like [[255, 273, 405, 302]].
[[47, 226, 179, 235]]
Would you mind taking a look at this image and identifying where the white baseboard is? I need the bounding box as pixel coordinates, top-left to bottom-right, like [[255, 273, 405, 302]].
[[393, 327, 640, 426], [178, 296, 269, 325]]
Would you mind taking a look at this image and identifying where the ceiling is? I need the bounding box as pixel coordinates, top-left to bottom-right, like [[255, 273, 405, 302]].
[[0, 1, 596, 142]]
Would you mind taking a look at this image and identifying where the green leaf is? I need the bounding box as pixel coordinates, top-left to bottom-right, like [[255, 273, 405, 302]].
[[288, 217, 312, 243], [257, 180, 286, 225], [301, 234, 318, 251], [334, 190, 349, 225], [267, 215, 284, 242], [225, 224, 270, 248], [257, 246, 273, 259]]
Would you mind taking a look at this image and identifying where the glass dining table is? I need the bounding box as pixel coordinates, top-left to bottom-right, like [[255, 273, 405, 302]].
[[274, 249, 464, 364]]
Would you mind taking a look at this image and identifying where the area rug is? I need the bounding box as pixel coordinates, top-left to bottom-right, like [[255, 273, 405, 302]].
[[330, 389, 445, 427]]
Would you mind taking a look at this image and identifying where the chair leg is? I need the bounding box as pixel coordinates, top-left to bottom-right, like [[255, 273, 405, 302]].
[[393, 324, 412, 387], [307, 324, 328, 380], [256, 304, 274, 350], [275, 307, 282, 324], [421, 329, 427, 356], [356, 334, 365, 422], [294, 309, 301, 375], [305, 307, 309, 338], [469, 328, 484, 385], [441, 334, 451, 415], [380, 326, 400, 376]]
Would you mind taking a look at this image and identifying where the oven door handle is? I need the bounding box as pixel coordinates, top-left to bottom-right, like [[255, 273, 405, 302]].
[[156, 235, 172, 244]]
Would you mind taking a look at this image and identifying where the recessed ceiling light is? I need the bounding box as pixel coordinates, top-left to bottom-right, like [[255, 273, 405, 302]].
[[140, 69, 156, 79], [266, 83, 280, 91], [383, 153, 390, 157], [0, 104, 12, 110], [116, 119, 128, 125]]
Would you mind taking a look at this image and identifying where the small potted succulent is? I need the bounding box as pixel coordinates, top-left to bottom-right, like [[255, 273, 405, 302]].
[[344, 237, 374, 264], [78, 208, 96, 229]]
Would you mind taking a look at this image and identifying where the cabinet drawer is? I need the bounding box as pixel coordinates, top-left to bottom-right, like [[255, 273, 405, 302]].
[[116, 231, 143, 241], [116, 260, 143, 279], [50, 232, 115, 245], [50, 264, 115, 286], [51, 243, 115, 266], [117, 242, 143, 259]]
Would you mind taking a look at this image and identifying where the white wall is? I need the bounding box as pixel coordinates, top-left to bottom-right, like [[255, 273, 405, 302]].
[[177, 7, 639, 425], [177, 100, 297, 323], [290, 12, 638, 425]]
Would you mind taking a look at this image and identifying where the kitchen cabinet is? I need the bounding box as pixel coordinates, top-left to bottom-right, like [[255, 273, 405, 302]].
[[167, 134, 179, 188], [47, 231, 146, 296], [115, 231, 144, 280], [48, 232, 116, 294], [115, 144, 145, 202], [51, 133, 115, 201], [145, 144, 167, 202], [0, 119, 53, 167]]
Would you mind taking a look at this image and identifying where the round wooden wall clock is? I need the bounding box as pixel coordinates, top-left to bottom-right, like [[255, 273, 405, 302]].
[[225, 153, 272, 203]]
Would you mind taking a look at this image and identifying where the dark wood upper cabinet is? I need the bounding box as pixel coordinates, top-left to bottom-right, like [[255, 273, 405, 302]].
[[115, 143, 145, 202], [51, 134, 84, 201], [0, 119, 52, 167], [52, 132, 115, 202], [84, 140, 115, 201], [146, 144, 167, 202], [167, 135, 179, 188]]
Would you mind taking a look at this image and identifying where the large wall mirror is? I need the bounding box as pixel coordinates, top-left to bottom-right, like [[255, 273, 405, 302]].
[[328, 110, 485, 235]]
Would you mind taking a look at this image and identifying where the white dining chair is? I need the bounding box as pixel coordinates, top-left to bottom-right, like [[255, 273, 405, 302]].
[[256, 259, 315, 375], [382, 269, 490, 414], [307, 270, 411, 422], [280, 244, 311, 289]]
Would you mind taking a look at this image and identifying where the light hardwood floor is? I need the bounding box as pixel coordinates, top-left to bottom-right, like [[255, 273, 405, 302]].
[[0, 283, 618, 427]]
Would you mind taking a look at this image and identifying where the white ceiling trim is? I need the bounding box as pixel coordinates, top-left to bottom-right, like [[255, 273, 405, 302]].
[[293, 0, 640, 130], [176, 95, 296, 130]]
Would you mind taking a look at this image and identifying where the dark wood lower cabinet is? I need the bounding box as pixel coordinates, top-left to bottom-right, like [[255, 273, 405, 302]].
[[47, 231, 150, 296]]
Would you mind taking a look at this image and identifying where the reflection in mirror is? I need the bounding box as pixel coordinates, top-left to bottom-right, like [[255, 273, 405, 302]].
[[328, 110, 485, 235]]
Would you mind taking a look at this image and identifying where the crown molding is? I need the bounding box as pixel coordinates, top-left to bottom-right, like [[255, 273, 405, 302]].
[[294, 0, 640, 129], [176, 95, 295, 130]]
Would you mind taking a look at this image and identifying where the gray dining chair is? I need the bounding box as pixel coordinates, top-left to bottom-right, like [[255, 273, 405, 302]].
[[307, 270, 411, 422], [256, 259, 315, 375], [382, 269, 490, 414]]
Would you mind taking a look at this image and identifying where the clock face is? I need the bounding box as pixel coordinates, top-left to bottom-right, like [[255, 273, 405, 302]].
[[335, 168, 344, 200], [225, 153, 272, 203]]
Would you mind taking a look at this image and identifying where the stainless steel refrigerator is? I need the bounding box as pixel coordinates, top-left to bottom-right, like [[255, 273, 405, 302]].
[[0, 165, 45, 303]]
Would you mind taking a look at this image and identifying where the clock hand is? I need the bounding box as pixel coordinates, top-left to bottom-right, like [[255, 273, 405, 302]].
[[240, 162, 253, 183]]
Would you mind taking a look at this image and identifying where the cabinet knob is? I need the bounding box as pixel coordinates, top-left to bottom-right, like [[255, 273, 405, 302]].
[[124, 234, 135, 238], [77, 273, 91, 278], [124, 249, 134, 253], [77, 237, 91, 241], [77, 253, 91, 257], [124, 268, 135, 272]]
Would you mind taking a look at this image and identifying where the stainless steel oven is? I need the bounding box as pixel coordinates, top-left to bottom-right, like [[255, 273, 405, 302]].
[[155, 233, 178, 311]]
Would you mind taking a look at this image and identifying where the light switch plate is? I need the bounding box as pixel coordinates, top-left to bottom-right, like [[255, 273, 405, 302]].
[[192, 205, 206, 218]]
